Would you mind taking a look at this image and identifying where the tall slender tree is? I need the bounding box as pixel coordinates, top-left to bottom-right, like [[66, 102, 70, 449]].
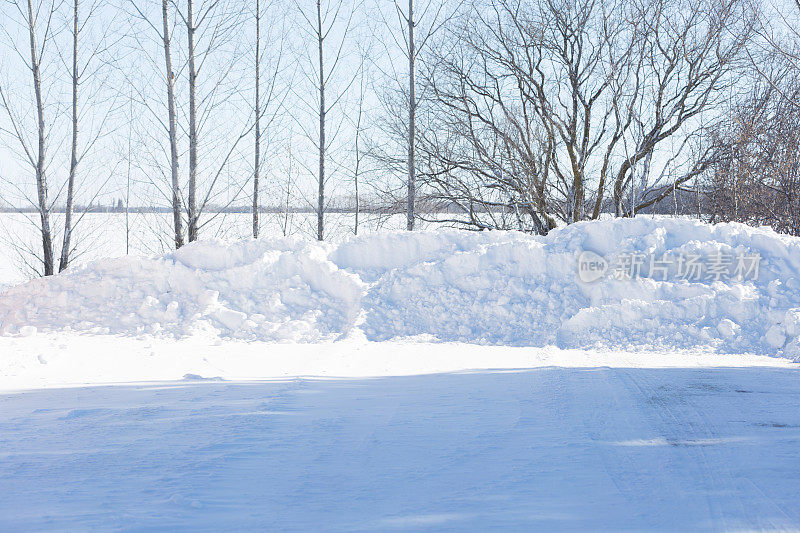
[[370, 0, 461, 228], [296, 0, 357, 241], [316, 0, 325, 241], [252, 0, 261, 238], [59, 0, 79, 272], [406, 0, 415, 230], [0, 0, 58, 275], [162, 0, 184, 249], [186, 0, 198, 242], [27, 0, 54, 274]]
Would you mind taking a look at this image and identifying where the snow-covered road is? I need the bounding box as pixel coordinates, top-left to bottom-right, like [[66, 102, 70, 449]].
[[2, 354, 799, 531]]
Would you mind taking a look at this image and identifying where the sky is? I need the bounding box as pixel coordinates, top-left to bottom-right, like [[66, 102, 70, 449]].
[[0, 0, 797, 216]]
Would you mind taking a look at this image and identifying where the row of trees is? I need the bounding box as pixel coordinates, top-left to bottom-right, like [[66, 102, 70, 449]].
[[1, 0, 457, 275], [1, 0, 799, 276]]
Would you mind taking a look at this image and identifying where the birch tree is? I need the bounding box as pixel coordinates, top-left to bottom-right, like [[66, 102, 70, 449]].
[[126, 0, 252, 247], [1, 0, 116, 275], [367, 0, 461, 229], [122, 0, 184, 249], [252, 0, 262, 238], [295, 0, 358, 241], [405, 0, 415, 230], [185, 0, 199, 242], [0, 0, 59, 275], [58, 0, 110, 271], [252, 0, 288, 239], [163, 0, 183, 248], [59, 0, 80, 271], [178, 0, 261, 242]]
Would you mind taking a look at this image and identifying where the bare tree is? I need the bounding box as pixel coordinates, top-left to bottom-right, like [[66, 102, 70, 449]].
[[295, 0, 358, 241], [59, 0, 109, 270], [125, 88, 134, 255], [369, 0, 461, 230], [252, 0, 261, 238], [58, 0, 79, 272], [185, 0, 199, 242], [703, 60, 800, 235], [315, 0, 325, 241], [609, 0, 754, 217], [279, 139, 296, 237], [0, 0, 59, 274], [127, 0, 253, 247], [161, 0, 184, 248], [351, 48, 369, 234], [406, 0, 415, 230], [122, 0, 184, 249], [179, 0, 237, 243], [251, 0, 289, 239], [28, 0, 54, 274], [410, 0, 753, 233], [1, 0, 116, 275], [747, 0, 800, 110], [177, 0, 268, 242]]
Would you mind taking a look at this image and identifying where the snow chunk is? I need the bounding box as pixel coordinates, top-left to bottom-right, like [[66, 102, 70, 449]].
[[19, 325, 37, 337], [717, 319, 739, 339], [213, 307, 248, 330]]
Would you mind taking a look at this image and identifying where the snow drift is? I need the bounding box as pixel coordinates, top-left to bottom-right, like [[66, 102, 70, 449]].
[[0, 238, 363, 342], [2, 217, 800, 358]]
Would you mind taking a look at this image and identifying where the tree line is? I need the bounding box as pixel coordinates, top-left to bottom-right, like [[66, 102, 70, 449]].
[[0, 0, 799, 276]]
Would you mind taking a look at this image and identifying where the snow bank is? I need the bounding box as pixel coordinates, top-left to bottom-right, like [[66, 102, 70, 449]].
[[0, 238, 363, 342], [2, 217, 800, 358]]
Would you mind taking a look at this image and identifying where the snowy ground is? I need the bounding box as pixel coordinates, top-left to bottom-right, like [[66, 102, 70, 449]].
[[3, 217, 800, 530], [1, 341, 799, 531]]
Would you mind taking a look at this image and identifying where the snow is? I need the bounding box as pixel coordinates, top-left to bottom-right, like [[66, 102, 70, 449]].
[[1, 333, 790, 391], [3, 217, 800, 357], [0, 237, 363, 342], [2, 217, 800, 529], [0, 344, 798, 530]]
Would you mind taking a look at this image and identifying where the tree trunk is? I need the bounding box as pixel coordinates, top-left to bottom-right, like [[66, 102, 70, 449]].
[[407, 0, 415, 231], [27, 0, 54, 275], [187, 0, 198, 242], [162, 0, 183, 249], [125, 126, 131, 254], [317, 0, 325, 241], [354, 124, 360, 236], [60, 0, 79, 273], [253, 0, 260, 239]]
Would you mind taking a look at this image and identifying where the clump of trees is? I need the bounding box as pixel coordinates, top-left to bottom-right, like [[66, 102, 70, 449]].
[[701, 1, 800, 235], [409, 0, 753, 233], [703, 73, 800, 234]]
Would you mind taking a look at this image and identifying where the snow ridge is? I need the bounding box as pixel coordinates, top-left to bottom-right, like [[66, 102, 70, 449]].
[[2, 218, 799, 358]]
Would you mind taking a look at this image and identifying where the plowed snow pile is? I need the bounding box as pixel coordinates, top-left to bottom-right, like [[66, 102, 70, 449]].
[[2, 217, 800, 358]]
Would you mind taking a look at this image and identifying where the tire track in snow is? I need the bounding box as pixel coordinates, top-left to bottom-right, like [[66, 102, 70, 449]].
[[616, 368, 737, 530], [614, 367, 799, 531], [570, 367, 681, 528]]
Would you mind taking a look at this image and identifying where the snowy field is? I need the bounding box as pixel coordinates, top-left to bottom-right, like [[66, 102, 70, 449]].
[[2, 215, 800, 530]]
